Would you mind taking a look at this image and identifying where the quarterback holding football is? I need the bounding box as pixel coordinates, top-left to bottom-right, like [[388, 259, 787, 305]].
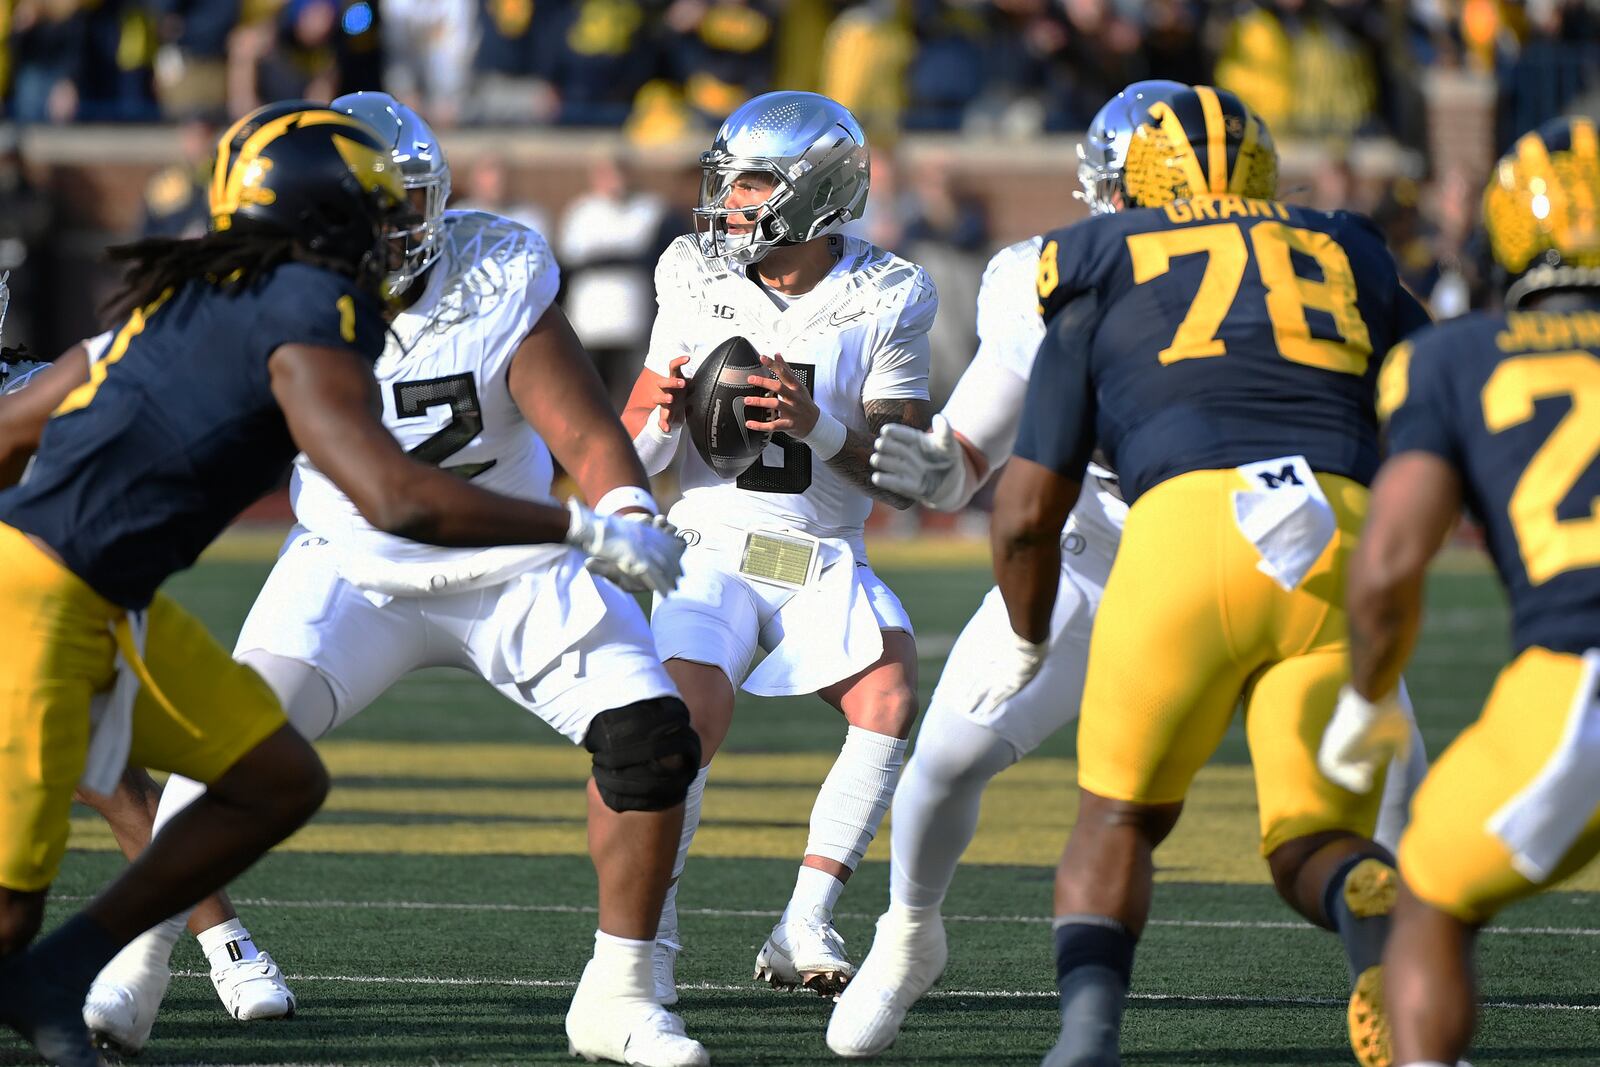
[[622, 90, 936, 1003]]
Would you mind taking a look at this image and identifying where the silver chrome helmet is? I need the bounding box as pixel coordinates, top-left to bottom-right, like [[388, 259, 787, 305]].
[[1077, 80, 1189, 215], [694, 91, 870, 265], [331, 91, 450, 296]]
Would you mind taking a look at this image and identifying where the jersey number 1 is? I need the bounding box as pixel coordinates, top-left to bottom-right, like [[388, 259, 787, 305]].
[[394, 374, 497, 480], [1125, 222, 1373, 374], [737, 362, 816, 495]]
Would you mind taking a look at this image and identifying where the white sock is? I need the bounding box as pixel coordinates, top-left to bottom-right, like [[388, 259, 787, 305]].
[[197, 919, 261, 971], [659, 765, 710, 948], [786, 865, 846, 924], [889, 713, 1020, 910], [804, 725, 908, 872], [94, 911, 188, 989], [151, 771, 207, 835], [591, 929, 655, 1000]]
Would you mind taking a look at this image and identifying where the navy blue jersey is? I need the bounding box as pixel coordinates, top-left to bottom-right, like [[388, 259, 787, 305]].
[[1016, 196, 1432, 503], [0, 262, 386, 608], [1383, 309, 1600, 656]]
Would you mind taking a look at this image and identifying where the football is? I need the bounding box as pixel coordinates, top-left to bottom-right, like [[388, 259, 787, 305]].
[[685, 335, 777, 480]]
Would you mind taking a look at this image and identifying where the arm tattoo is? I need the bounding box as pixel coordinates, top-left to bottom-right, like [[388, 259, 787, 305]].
[[822, 398, 934, 510]]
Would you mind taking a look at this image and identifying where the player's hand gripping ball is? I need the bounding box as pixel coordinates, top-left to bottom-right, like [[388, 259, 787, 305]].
[[686, 335, 777, 479]]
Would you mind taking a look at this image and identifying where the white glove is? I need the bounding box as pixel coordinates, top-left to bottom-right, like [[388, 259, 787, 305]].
[[967, 627, 1048, 720], [1318, 684, 1413, 795], [870, 414, 968, 511], [565, 499, 686, 596], [584, 512, 681, 592]]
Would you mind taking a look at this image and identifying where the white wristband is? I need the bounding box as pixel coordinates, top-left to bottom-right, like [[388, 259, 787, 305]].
[[642, 407, 674, 441], [594, 485, 659, 517], [805, 410, 848, 461]]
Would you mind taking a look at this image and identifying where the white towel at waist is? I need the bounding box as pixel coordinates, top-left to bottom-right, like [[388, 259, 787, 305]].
[[80, 612, 146, 797], [1231, 455, 1337, 593], [1488, 649, 1600, 883]]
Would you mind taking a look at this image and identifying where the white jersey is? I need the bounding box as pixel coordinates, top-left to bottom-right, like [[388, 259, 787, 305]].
[[945, 235, 1117, 490], [291, 210, 561, 562], [645, 233, 935, 546]]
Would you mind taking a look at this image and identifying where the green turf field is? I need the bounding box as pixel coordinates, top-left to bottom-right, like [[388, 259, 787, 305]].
[[6, 539, 1598, 1066]]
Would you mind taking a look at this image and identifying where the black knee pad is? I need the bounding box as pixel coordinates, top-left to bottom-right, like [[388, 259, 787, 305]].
[[584, 697, 702, 813]]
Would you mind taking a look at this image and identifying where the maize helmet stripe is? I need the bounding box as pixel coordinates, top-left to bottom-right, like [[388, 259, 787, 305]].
[[1145, 101, 1209, 196], [1230, 110, 1262, 195], [211, 109, 264, 223], [214, 111, 396, 229], [1194, 85, 1227, 194]]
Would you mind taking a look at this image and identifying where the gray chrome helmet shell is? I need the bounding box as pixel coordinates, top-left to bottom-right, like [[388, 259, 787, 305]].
[[1077, 80, 1189, 215], [695, 91, 870, 265], [332, 91, 451, 296]]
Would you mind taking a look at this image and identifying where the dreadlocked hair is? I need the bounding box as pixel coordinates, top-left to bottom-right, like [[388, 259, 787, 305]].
[[102, 229, 313, 320]]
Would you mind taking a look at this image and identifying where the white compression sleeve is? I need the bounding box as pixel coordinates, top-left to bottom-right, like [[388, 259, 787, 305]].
[[938, 352, 1030, 508], [632, 412, 682, 477], [804, 726, 908, 869], [889, 711, 1022, 909]]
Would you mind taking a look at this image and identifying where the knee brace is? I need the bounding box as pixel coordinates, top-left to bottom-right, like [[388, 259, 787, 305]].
[[584, 697, 702, 813]]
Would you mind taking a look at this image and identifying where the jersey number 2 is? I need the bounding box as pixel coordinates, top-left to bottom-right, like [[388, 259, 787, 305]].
[[393, 374, 497, 480], [737, 362, 815, 495], [1125, 222, 1373, 374], [1482, 352, 1600, 585]]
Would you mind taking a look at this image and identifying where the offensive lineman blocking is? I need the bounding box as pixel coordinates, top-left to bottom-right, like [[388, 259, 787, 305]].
[[75, 94, 709, 1067], [623, 91, 936, 1000]]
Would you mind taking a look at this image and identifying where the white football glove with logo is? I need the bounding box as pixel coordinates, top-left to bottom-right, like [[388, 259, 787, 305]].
[[582, 512, 681, 592], [566, 500, 686, 596], [967, 627, 1048, 720], [870, 414, 967, 511], [1318, 685, 1413, 795]]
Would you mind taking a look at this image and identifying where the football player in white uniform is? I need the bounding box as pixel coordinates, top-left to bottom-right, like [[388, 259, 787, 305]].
[[75, 94, 708, 1067], [621, 91, 936, 1002], [827, 81, 1432, 1057]]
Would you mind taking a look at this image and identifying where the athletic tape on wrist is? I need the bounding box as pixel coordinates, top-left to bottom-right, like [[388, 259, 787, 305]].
[[595, 485, 660, 517], [806, 411, 848, 461]]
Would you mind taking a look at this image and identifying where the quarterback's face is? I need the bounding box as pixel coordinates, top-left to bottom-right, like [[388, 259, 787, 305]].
[[721, 172, 778, 234]]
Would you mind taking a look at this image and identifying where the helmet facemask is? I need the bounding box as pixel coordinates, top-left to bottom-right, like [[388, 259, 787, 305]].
[[384, 166, 449, 298], [694, 155, 806, 265]]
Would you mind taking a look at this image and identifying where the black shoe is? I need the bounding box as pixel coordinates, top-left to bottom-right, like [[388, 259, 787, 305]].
[[0, 947, 104, 1067]]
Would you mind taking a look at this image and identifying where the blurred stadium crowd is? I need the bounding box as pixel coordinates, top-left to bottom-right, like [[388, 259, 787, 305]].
[[5, 0, 1596, 138], [2, 0, 1598, 414]]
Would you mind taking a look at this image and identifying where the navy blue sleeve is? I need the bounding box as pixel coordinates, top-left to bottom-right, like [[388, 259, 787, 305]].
[[1036, 219, 1102, 323], [1393, 283, 1433, 343], [1380, 331, 1461, 465], [1014, 289, 1101, 478], [252, 264, 388, 369]]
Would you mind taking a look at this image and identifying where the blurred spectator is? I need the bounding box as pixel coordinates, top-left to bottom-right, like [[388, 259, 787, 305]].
[[150, 0, 238, 119], [1215, 0, 1381, 138], [557, 153, 664, 409], [1033, 0, 1149, 132], [10, 0, 88, 123], [902, 2, 986, 131], [0, 126, 55, 352], [249, 0, 341, 107], [895, 152, 987, 409], [140, 114, 218, 237], [548, 0, 656, 126], [74, 0, 160, 121], [821, 1, 914, 144], [662, 0, 777, 124], [470, 0, 562, 123], [383, 0, 473, 127], [455, 153, 552, 235]]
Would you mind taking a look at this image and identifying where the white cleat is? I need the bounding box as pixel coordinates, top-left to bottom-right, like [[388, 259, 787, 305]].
[[82, 931, 173, 1054], [211, 951, 297, 1021], [754, 910, 855, 999], [566, 961, 710, 1067], [826, 907, 948, 1058], [653, 936, 680, 1007]]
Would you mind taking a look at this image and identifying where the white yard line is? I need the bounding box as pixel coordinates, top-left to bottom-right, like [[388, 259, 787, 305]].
[[102, 896, 1588, 939], [165, 969, 1597, 1012]]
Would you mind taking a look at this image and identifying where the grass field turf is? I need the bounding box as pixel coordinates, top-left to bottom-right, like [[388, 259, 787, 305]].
[[5, 537, 1598, 1066]]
